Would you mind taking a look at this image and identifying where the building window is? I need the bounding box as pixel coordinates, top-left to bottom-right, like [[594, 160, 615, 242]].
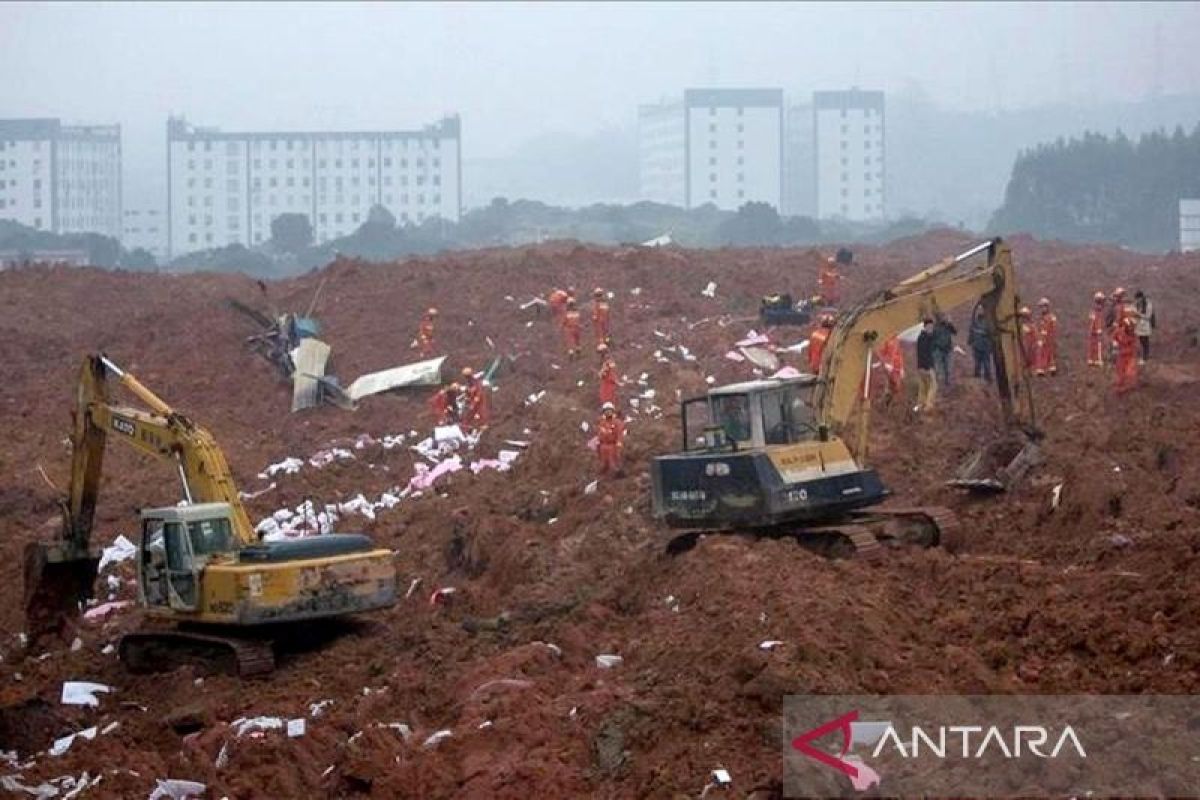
[[737, 124, 744, 133], [709, 189, 717, 199], [352, 159, 359, 168], [269, 178, 277, 188], [864, 188, 871, 197], [384, 158, 392, 167], [737, 173, 744, 183], [738, 190, 745, 199], [737, 140, 744, 149], [188, 233, 197, 243], [841, 109, 847, 118], [335, 213, 343, 223], [709, 173, 716, 183], [400, 159, 408, 168], [229, 216, 240, 228], [319, 213, 327, 224], [709, 140, 716, 150], [709, 157, 716, 166], [227, 179, 239, 192], [709, 107, 716, 116], [189, 215, 197, 225], [286, 177, 295, 187], [335, 159, 342, 168], [187, 142, 196, 152], [709, 123, 716, 133], [433, 194, 441, 204], [188, 160, 196, 170]]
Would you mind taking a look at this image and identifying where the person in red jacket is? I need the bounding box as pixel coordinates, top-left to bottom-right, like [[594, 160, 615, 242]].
[[596, 402, 627, 477], [592, 287, 611, 347], [1018, 306, 1037, 369], [807, 314, 834, 374], [877, 334, 905, 402], [1087, 291, 1106, 366], [1114, 316, 1138, 393], [1034, 297, 1058, 376], [430, 382, 461, 425], [416, 307, 438, 358], [597, 344, 620, 407], [548, 287, 568, 321], [817, 257, 841, 306], [562, 298, 583, 359], [460, 367, 491, 430]]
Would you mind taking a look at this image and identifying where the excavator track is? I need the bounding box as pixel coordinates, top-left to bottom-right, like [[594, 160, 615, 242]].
[[119, 630, 275, 677]]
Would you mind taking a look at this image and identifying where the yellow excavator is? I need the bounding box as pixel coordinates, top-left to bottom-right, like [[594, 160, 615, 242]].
[[651, 238, 1040, 556], [23, 354, 397, 674]]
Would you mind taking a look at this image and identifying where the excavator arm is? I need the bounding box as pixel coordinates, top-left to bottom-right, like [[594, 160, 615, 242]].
[[25, 354, 255, 639], [813, 238, 1038, 462]]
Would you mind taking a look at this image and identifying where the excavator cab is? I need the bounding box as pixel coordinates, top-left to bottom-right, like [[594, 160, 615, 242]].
[[138, 503, 238, 613], [652, 377, 889, 531]]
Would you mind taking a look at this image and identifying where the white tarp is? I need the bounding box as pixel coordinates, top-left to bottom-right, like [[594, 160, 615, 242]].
[[291, 338, 332, 412], [346, 356, 446, 401], [641, 232, 672, 248]]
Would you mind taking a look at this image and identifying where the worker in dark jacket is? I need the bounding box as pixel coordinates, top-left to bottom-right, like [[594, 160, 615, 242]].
[[967, 306, 993, 382], [916, 318, 937, 412], [931, 312, 957, 389]]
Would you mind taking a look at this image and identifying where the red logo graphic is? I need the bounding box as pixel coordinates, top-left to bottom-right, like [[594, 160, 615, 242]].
[[791, 709, 861, 779]]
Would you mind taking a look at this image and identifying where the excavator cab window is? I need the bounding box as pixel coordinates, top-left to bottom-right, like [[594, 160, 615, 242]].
[[762, 386, 819, 446], [710, 394, 753, 447], [161, 521, 199, 610], [187, 517, 234, 556]]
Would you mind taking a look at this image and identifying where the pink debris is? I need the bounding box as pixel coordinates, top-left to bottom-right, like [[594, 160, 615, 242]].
[[83, 601, 131, 622]]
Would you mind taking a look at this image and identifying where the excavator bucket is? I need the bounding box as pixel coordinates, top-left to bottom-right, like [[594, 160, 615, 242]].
[[946, 434, 1042, 493], [23, 541, 100, 642]]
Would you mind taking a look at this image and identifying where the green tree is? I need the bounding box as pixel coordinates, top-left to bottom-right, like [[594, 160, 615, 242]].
[[270, 213, 313, 253]]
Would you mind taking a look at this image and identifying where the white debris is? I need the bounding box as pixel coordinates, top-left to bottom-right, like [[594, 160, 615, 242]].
[[232, 716, 284, 737], [705, 376, 716, 385], [49, 726, 98, 757], [100, 721, 119, 736], [1050, 483, 1064, 509], [580, 421, 589, 433], [631, 287, 642, 295], [308, 447, 355, 469], [478, 720, 493, 730], [147, 779, 207, 800], [701, 281, 717, 298], [101, 644, 115, 655], [286, 718, 306, 738], [338, 494, 377, 521], [215, 742, 230, 769], [524, 390, 547, 406], [378, 722, 414, 741], [584, 480, 599, 495], [497, 449, 521, 464], [69, 638, 82, 652], [259, 457, 304, 478], [0, 775, 59, 798], [422, 730, 453, 748], [535, 641, 563, 657], [547, 517, 559, 525], [712, 768, 732, 785], [309, 699, 334, 718], [404, 578, 422, 599], [503, 439, 530, 449], [98, 535, 137, 572], [758, 640, 785, 651], [595, 654, 623, 669], [61, 681, 112, 707]]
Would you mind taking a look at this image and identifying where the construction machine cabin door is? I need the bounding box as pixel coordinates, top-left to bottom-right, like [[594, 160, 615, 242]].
[[140, 518, 200, 612]]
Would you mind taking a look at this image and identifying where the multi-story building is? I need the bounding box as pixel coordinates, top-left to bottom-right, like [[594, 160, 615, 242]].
[[122, 208, 166, 259], [783, 102, 816, 218], [637, 99, 686, 207], [1181, 199, 1200, 252], [814, 89, 886, 221], [166, 115, 461, 258], [638, 88, 784, 212], [0, 118, 122, 238]]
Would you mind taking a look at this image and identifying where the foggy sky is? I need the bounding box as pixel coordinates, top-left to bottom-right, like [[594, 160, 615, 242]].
[[2, 1, 1198, 209]]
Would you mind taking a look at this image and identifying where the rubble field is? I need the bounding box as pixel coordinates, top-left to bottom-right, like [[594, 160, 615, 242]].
[[2, 230, 1200, 798]]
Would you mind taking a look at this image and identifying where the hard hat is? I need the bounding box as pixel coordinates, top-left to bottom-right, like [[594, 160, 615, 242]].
[[567, 286, 577, 294], [567, 298, 577, 308], [596, 342, 609, 353], [461, 366, 474, 378], [448, 382, 460, 392], [1113, 287, 1126, 298], [1019, 306, 1031, 316], [1093, 291, 1106, 301], [593, 287, 604, 297], [826, 256, 835, 263], [427, 307, 438, 316], [1038, 297, 1050, 306], [822, 313, 835, 326], [601, 401, 616, 412]]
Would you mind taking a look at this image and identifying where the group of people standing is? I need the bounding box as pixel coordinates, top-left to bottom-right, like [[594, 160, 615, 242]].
[[548, 286, 612, 359], [1088, 287, 1156, 393]]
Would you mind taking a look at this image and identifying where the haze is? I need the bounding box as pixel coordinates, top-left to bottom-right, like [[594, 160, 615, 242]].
[[2, 1, 1198, 213]]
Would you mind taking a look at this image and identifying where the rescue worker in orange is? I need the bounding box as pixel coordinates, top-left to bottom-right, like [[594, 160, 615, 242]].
[[1114, 316, 1138, 393], [562, 298, 583, 359], [592, 287, 611, 347], [548, 286, 574, 323], [1107, 287, 1135, 362], [1086, 291, 1107, 366], [430, 382, 461, 426], [417, 307, 438, 358], [818, 256, 841, 306], [460, 367, 491, 430], [596, 402, 627, 477], [1034, 297, 1058, 376], [877, 334, 905, 402], [597, 344, 620, 407], [807, 314, 834, 374], [1017, 306, 1037, 368]]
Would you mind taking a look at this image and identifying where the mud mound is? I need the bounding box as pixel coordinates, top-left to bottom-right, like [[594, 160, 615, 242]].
[[1, 234, 1198, 796]]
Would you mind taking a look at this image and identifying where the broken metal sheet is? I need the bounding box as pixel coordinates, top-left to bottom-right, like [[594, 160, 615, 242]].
[[346, 356, 446, 402], [291, 338, 331, 412], [739, 346, 780, 371]]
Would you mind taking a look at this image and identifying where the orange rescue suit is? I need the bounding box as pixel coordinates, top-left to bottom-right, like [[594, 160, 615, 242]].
[[463, 378, 491, 429], [1035, 311, 1058, 375], [598, 358, 619, 407], [808, 326, 831, 373], [1087, 304, 1106, 366], [596, 413, 626, 475], [562, 309, 582, 356], [417, 316, 435, 358], [592, 300, 611, 346], [1114, 322, 1138, 393], [818, 263, 841, 305]]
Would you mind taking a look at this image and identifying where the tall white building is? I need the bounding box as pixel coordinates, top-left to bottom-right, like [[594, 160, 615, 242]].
[[0, 119, 122, 238], [122, 208, 166, 260], [166, 116, 461, 258], [783, 102, 816, 217], [638, 99, 685, 206], [638, 88, 784, 211], [814, 89, 886, 221], [1182, 199, 1200, 252]]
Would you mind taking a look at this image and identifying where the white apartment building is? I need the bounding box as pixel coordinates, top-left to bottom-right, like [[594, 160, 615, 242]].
[[814, 89, 886, 221], [0, 118, 122, 238], [638, 88, 784, 211], [122, 208, 166, 259], [638, 99, 686, 206], [166, 116, 461, 257], [1181, 199, 1200, 252], [783, 102, 816, 217]]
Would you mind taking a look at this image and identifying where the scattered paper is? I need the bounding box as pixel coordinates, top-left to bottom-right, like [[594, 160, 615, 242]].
[[83, 601, 130, 622], [423, 730, 453, 748], [584, 480, 599, 495], [1050, 483, 1064, 509], [287, 718, 306, 738], [595, 654, 623, 669], [147, 779, 207, 800], [701, 281, 717, 298], [61, 681, 112, 708], [232, 716, 284, 737], [98, 535, 136, 571], [712, 768, 732, 785], [50, 726, 97, 757], [758, 640, 784, 651]]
